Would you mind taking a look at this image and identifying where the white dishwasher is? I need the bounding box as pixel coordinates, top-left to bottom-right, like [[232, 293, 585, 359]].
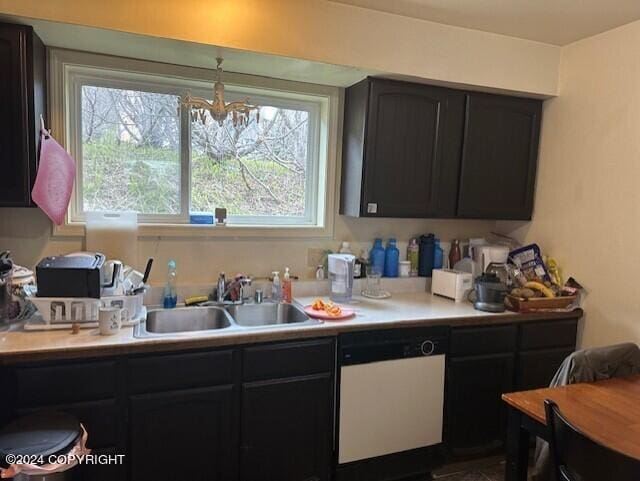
[[338, 327, 447, 466]]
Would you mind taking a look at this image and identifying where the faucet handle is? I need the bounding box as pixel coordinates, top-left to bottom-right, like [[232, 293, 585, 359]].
[[254, 288, 263, 304]]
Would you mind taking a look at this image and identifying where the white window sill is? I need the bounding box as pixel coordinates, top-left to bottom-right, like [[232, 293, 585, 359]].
[[52, 221, 334, 239]]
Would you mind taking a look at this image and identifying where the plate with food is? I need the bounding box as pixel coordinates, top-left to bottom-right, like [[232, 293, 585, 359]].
[[304, 299, 355, 321]]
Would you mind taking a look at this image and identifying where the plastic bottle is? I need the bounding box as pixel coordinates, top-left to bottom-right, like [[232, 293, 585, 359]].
[[369, 239, 386, 276], [162, 260, 178, 309], [339, 241, 352, 254], [384, 238, 400, 278], [449, 239, 462, 268], [271, 271, 282, 302], [419, 234, 436, 277], [354, 253, 363, 279], [434, 239, 444, 269], [407, 238, 419, 277], [282, 267, 292, 303]]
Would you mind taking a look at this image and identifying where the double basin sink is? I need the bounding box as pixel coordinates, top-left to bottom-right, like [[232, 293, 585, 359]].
[[134, 302, 320, 338]]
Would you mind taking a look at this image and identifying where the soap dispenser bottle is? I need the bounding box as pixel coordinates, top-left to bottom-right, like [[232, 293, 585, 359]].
[[271, 271, 282, 302], [283, 267, 293, 303], [162, 259, 178, 309]]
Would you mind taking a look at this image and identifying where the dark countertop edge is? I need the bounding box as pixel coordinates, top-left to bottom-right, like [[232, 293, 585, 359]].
[[0, 308, 583, 365]]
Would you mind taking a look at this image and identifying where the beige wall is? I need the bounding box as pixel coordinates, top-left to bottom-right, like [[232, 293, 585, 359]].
[[0, 0, 560, 96], [0, 208, 495, 285], [500, 20, 640, 348]]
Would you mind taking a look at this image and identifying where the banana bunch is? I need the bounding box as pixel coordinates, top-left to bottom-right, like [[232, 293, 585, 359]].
[[523, 281, 556, 298], [544, 256, 563, 287]]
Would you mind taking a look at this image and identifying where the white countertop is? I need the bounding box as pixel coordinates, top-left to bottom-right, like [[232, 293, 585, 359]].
[[0, 292, 581, 364]]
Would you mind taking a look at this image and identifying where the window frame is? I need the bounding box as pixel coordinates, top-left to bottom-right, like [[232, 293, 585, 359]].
[[49, 48, 340, 238], [70, 72, 190, 224]]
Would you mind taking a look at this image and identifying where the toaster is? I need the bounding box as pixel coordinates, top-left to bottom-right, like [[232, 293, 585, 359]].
[[36, 253, 106, 298], [431, 269, 473, 302]]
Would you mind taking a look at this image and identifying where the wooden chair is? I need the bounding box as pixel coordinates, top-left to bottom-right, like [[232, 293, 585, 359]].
[[544, 399, 640, 481]]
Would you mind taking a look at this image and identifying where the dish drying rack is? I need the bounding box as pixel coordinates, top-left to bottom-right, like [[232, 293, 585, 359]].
[[25, 294, 146, 331]]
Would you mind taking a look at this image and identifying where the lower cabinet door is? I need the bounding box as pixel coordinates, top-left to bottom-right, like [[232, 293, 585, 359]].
[[446, 353, 515, 457], [241, 374, 333, 481], [516, 348, 574, 391], [70, 447, 126, 481], [129, 385, 237, 481]]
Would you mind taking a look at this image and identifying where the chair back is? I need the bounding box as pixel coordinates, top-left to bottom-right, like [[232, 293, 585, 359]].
[[544, 399, 640, 481]]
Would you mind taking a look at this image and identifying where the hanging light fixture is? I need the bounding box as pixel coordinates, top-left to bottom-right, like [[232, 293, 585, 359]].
[[180, 56, 259, 127]]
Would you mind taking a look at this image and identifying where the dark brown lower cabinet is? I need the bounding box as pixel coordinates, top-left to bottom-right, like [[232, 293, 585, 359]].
[[515, 347, 575, 391], [446, 353, 515, 456], [0, 321, 579, 479], [240, 374, 333, 481], [445, 318, 579, 461], [17, 399, 126, 481], [129, 385, 237, 481], [71, 447, 126, 481]]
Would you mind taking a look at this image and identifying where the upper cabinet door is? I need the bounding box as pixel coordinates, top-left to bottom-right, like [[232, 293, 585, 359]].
[[0, 23, 46, 207], [457, 93, 542, 220], [340, 78, 464, 218]]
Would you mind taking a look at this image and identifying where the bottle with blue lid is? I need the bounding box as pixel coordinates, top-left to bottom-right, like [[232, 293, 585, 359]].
[[384, 238, 400, 277], [434, 239, 444, 269], [369, 238, 386, 276]]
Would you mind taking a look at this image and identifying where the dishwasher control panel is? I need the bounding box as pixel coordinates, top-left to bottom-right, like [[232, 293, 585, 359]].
[[340, 326, 449, 366]]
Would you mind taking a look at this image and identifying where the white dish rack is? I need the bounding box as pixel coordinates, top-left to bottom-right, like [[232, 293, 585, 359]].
[[27, 294, 144, 328]]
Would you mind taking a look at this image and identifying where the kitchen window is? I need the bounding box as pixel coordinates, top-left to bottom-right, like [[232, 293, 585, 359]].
[[52, 49, 338, 235]]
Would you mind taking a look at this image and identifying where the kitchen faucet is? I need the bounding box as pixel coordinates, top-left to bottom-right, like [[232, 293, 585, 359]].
[[216, 272, 252, 304]]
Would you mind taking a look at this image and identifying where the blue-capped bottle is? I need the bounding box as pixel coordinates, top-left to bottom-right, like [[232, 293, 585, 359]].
[[384, 238, 400, 278], [434, 239, 444, 269], [163, 259, 178, 309], [369, 238, 386, 276]]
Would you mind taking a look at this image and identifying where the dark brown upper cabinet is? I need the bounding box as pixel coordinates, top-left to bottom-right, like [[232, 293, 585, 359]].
[[457, 92, 541, 220], [340, 78, 465, 218], [340, 78, 542, 220], [0, 23, 46, 207]]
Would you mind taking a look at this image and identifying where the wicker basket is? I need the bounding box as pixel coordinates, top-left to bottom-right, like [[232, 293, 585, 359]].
[[506, 294, 577, 312]]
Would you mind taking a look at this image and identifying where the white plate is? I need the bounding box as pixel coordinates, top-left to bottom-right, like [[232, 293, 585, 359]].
[[361, 290, 391, 299]]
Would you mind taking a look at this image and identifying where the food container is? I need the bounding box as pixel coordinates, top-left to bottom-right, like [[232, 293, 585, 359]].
[[506, 295, 577, 313], [399, 261, 411, 277]]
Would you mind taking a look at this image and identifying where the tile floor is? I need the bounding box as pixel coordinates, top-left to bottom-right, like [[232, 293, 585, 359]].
[[433, 458, 506, 481]]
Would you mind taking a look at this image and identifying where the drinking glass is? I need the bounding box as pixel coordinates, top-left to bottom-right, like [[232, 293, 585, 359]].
[[365, 266, 382, 297]]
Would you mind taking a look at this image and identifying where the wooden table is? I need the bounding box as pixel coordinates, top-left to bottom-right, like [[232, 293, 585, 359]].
[[502, 375, 640, 481]]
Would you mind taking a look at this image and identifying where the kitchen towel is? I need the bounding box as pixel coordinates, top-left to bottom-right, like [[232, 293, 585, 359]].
[[31, 128, 76, 225]]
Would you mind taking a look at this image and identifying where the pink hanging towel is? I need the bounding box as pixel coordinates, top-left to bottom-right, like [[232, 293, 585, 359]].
[[31, 128, 76, 225]]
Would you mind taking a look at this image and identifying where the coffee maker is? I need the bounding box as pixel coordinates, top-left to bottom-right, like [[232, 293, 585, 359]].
[[328, 254, 355, 302]]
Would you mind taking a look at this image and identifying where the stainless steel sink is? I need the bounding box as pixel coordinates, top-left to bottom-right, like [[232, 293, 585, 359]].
[[135, 306, 234, 337], [225, 302, 318, 327]]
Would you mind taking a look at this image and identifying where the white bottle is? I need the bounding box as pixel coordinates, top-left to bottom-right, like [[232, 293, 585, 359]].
[[339, 241, 352, 254], [271, 271, 282, 302]]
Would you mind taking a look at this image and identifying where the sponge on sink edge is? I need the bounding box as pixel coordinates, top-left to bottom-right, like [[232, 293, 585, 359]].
[[185, 295, 210, 306]]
